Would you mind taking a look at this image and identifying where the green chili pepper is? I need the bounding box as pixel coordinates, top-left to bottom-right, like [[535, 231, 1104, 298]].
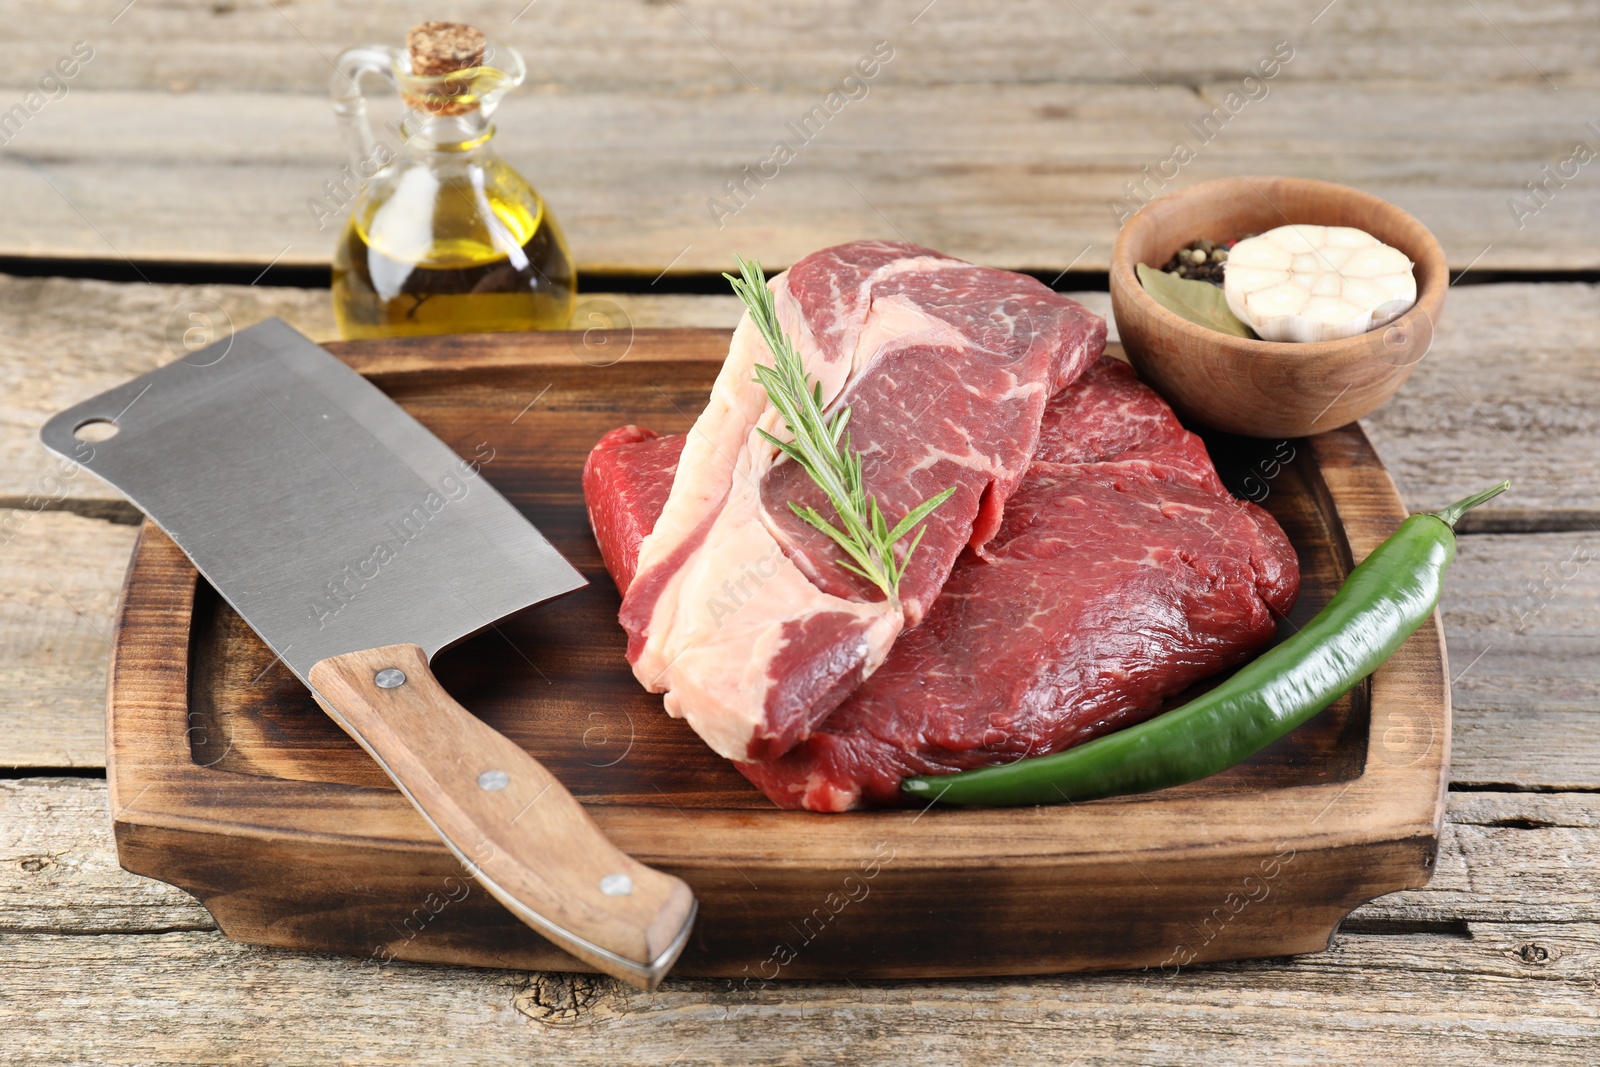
[[900, 481, 1510, 808]]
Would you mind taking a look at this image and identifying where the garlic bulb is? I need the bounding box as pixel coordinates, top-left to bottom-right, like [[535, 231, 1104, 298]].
[[1223, 225, 1417, 343]]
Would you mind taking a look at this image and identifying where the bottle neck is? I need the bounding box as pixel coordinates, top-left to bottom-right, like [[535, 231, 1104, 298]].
[[400, 108, 494, 152]]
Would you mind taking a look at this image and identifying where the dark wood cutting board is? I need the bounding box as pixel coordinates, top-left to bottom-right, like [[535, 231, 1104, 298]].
[[106, 329, 1448, 980]]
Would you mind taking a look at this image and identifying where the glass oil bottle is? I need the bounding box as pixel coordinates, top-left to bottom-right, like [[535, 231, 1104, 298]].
[[329, 23, 575, 340]]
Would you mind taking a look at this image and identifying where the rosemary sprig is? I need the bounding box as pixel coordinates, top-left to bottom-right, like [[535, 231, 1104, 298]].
[[724, 256, 956, 603]]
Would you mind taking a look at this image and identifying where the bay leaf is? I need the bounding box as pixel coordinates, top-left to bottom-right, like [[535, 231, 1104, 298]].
[[1136, 262, 1257, 339]]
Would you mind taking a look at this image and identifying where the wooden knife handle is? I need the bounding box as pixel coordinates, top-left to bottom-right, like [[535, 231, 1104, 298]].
[[308, 643, 696, 989]]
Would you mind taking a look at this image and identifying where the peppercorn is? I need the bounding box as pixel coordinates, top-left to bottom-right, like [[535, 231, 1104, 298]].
[[1159, 237, 1233, 286]]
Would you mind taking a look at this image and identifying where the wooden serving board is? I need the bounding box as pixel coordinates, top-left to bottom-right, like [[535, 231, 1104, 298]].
[[106, 329, 1448, 980]]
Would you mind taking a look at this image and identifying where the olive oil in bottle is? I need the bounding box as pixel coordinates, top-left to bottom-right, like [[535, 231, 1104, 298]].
[[329, 22, 576, 340]]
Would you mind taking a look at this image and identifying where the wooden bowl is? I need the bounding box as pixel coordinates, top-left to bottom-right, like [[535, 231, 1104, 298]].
[[1109, 176, 1447, 438]]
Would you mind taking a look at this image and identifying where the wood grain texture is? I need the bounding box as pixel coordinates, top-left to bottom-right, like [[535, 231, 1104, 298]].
[[0, 274, 337, 512], [4, 84, 1599, 271], [1441, 531, 1600, 790], [8, 277, 1599, 526], [3, 778, 1598, 1064], [13, 777, 1600, 936], [1353, 791, 1600, 927], [308, 643, 697, 987], [1364, 282, 1600, 528], [4, 0, 1594, 94], [5, 783, 1600, 1065], [6, 923, 1596, 1067], [0, 777, 214, 933], [0, 510, 135, 768], [0, 275, 744, 506]]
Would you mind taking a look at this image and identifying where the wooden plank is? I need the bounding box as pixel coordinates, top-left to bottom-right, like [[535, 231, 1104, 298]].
[[2, 0, 1590, 93], [4, 85, 1600, 271], [10, 274, 1596, 527], [21, 929, 1600, 1066], [1354, 792, 1600, 926], [7, 924, 1587, 1066], [0, 511, 136, 769], [0, 778, 212, 933], [0, 273, 1583, 522], [0, 275, 746, 507], [1440, 532, 1600, 791], [1365, 282, 1600, 528], [3, 778, 1599, 1064], [0, 275, 337, 513], [10, 776, 1600, 936]]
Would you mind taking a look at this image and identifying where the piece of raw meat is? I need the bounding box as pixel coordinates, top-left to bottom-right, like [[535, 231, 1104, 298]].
[[614, 241, 1106, 761], [585, 358, 1300, 811], [585, 426, 686, 596]]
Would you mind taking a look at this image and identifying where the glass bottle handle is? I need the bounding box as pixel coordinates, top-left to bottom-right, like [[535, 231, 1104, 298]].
[[330, 45, 397, 179]]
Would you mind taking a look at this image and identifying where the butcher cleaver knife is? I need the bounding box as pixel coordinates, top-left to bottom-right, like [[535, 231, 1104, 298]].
[[40, 318, 695, 988]]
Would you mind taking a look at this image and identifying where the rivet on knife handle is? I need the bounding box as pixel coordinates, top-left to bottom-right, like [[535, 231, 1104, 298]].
[[307, 642, 697, 989]]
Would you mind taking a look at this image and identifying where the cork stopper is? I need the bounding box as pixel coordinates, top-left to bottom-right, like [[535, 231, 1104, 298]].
[[403, 22, 489, 115], [406, 22, 487, 76]]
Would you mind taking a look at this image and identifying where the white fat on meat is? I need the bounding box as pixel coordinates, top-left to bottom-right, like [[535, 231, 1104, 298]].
[[626, 262, 958, 760]]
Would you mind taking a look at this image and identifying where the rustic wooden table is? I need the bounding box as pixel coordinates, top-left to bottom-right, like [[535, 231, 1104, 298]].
[[3, 2, 1597, 1063]]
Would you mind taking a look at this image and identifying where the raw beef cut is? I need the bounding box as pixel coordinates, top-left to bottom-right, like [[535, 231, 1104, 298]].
[[585, 357, 1300, 811], [615, 241, 1106, 762], [585, 426, 686, 596]]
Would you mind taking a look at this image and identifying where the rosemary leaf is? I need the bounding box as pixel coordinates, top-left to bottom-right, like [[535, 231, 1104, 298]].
[[725, 255, 956, 602]]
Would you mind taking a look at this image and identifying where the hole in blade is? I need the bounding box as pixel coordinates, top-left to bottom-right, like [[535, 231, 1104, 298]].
[[74, 418, 118, 442]]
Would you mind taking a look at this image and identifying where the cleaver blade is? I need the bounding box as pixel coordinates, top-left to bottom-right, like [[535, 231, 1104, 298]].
[[41, 319, 695, 988]]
